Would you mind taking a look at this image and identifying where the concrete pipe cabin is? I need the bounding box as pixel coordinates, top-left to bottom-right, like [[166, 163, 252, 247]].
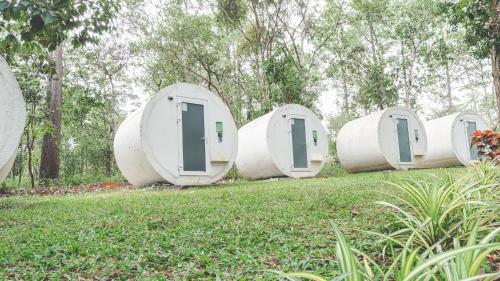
[[421, 112, 488, 168], [114, 83, 238, 187], [236, 104, 329, 179], [0, 57, 27, 183], [336, 106, 427, 173]]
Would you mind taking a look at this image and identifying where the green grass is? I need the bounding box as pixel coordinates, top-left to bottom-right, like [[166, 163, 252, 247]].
[[0, 168, 463, 280]]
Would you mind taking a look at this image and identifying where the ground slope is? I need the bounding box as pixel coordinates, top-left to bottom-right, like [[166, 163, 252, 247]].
[[0, 168, 462, 280]]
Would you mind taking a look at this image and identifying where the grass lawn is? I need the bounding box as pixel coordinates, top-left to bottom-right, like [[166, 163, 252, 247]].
[[0, 168, 463, 280]]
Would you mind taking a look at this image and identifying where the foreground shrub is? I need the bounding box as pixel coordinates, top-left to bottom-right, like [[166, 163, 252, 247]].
[[378, 174, 497, 248], [277, 225, 499, 281], [276, 164, 500, 280], [471, 130, 500, 164]]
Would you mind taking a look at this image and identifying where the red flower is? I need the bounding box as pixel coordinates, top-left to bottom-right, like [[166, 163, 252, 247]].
[[472, 130, 483, 138]]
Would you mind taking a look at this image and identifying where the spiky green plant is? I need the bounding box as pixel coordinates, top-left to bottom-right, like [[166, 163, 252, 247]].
[[277, 225, 500, 281], [377, 171, 496, 248], [439, 226, 500, 281], [468, 161, 500, 185], [276, 165, 500, 281]]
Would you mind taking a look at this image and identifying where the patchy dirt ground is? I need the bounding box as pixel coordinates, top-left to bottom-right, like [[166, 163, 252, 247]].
[[0, 181, 132, 197]]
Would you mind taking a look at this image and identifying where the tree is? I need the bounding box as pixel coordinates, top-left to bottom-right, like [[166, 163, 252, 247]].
[[39, 46, 63, 180], [1, 0, 120, 181], [447, 0, 500, 129], [0, 1, 119, 51]]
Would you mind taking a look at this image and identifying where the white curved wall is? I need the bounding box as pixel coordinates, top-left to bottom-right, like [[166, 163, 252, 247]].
[[114, 105, 163, 187], [422, 112, 488, 168], [0, 57, 26, 183], [114, 83, 238, 187], [236, 112, 282, 179], [236, 104, 328, 179], [337, 107, 427, 173]]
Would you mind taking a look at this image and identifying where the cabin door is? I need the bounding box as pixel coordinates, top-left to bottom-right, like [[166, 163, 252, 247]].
[[178, 98, 208, 175], [465, 121, 478, 161], [395, 117, 413, 163], [289, 117, 309, 169]]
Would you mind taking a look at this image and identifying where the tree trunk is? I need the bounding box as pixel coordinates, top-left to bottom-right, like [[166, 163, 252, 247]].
[[401, 42, 410, 107], [444, 59, 453, 113], [17, 138, 23, 188], [340, 61, 349, 114], [40, 45, 63, 181], [27, 129, 35, 188], [492, 46, 500, 130]]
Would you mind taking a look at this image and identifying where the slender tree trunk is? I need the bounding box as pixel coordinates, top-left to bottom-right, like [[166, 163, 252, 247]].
[[27, 129, 35, 189], [17, 138, 23, 188], [368, 22, 378, 64], [80, 118, 85, 174], [492, 46, 500, 130], [401, 42, 410, 107], [340, 62, 349, 114], [40, 45, 63, 181], [445, 59, 453, 113], [10, 159, 16, 179]]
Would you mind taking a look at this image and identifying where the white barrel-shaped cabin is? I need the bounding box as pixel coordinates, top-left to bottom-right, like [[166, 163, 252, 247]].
[[0, 57, 26, 183], [337, 107, 427, 173], [421, 112, 488, 168], [236, 104, 328, 179], [114, 83, 238, 187]]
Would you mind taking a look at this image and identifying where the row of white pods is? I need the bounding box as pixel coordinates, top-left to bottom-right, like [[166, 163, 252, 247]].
[[0, 56, 490, 187], [336, 108, 488, 173], [113, 83, 329, 187]]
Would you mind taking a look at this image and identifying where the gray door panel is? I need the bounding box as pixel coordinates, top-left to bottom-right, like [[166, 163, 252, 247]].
[[466, 121, 478, 161], [182, 102, 206, 172], [396, 118, 412, 163], [291, 118, 308, 168]]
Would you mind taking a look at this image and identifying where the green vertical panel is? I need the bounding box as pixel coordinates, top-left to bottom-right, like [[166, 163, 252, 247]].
[[396, 118, 412, 163], [216, 122, 223, 143], [182, 102, 206, 172], [291, 118, 308, 168], [312, 130, 318, 146], [466, 121, 478, 161]]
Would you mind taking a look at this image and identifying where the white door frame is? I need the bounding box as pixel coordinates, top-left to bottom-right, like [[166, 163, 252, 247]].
[[177, 96, 210, 176]]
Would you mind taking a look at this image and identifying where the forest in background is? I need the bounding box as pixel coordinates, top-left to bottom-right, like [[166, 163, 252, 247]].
[[0, 0, 499, 188]]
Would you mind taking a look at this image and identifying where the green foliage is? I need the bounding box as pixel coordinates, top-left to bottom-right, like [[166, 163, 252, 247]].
[[356, 63, 398, 111], [378, 172, 497, 248], [446, 0, 499, 58], [216, 0, 248, 26], [317, 160, 349, 178], [0, 0, 120, 51], [438, 227, 500, 281], [280, 224, 499, 281], [264, 52, 315, 107], [280, 165, 500, 281]]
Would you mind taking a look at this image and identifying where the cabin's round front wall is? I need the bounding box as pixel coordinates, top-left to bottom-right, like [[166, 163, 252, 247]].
[[267, 105, 328, 178], [452, 113, 488, 165], [378, 108, 427, 169], [0, 57, 26, 182], [141, 83, 238, 186]]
